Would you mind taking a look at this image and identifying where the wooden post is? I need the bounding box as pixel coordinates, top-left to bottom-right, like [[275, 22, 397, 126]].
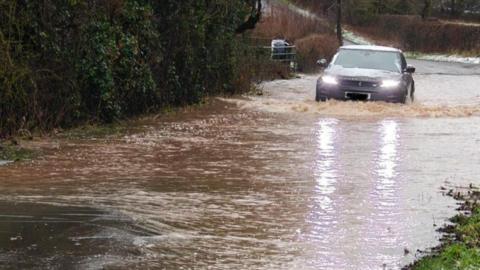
[[336, 0, 343, 45]]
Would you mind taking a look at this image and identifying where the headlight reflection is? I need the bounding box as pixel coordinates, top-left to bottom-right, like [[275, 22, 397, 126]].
[[314, 119, 339, 212], [376, 120, 400, 204]]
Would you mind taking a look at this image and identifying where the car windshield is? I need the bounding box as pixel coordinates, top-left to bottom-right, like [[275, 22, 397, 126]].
[[333, 49, 402, 73]]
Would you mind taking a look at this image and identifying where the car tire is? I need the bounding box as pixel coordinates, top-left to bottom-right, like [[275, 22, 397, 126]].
[[410, 83, 415, 103], [401, 91, 407, 104], [405, 84, 415, 104], [316, 96, 327, 102], [315, 91, 326, 102]]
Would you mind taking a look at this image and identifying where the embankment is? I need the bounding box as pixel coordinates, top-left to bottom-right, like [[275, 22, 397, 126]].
[[405, 187, 480, 270]]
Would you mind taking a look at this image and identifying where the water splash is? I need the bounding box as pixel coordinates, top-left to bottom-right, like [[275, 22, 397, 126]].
[[225, 97, 480, 118]]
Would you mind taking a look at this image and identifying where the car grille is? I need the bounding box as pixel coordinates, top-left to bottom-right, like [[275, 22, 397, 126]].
[[340, 79, 379, 88]]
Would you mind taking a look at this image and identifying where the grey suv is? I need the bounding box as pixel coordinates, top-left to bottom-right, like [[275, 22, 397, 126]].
[[316, 45, 415, 103]]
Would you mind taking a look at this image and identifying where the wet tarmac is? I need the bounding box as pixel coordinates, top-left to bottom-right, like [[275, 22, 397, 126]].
[[0, 59, 479, 269]]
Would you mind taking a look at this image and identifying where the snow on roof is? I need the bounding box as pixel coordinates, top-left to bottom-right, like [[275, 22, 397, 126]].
[[340, 45, 402, 53]]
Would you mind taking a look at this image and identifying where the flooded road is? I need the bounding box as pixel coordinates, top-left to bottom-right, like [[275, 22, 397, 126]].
[[1, 59, 480, 269]]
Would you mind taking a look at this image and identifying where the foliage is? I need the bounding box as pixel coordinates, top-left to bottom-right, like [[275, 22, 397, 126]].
[[409, 207, 480, 270], [0, 0, 257, 137], [411, 244, 480, 270], [0, 142, 37, 162]]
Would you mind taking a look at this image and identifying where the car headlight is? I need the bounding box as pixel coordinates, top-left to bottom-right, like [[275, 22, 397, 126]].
[[322, 75, 338, 85], [381, 80, 401, 88]]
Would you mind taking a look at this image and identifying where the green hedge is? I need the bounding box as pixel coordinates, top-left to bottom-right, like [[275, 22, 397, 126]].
[[0, 0, 253, 136]]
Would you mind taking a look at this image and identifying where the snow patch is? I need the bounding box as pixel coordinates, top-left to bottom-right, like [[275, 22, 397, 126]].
[[406, 52, 480, 65], [0, 160, 13, 166], [343, 30, 374, 45], [286, 3, 319, 19]]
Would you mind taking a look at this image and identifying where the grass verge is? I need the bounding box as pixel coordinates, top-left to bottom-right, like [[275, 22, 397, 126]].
[[0, 141, 37, 162], [57, 123, 129, 140], [405, 188, 480, 270]]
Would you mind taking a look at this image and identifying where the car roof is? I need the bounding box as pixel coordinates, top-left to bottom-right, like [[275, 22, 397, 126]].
[[340, 45, 402, 53]]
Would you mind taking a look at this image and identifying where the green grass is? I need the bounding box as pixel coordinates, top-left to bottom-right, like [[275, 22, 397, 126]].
[[412, 244, 480, 270], [409, 202, 480, 270], [0, 143, 37, 162], [58, 123, 128, 140]]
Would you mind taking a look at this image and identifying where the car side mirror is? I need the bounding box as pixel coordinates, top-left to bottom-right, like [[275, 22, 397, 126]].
[[317, 59, 328, 67], [406, 65, 416, 73]]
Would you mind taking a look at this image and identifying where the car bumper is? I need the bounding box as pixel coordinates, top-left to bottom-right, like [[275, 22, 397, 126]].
[[316, 82, 406, 103]]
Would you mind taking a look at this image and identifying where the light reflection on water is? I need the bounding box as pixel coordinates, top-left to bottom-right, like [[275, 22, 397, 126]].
[[376, 120, 399, 197], [305, 119, 406, 269], [367, 120, 403, 266], [314, 119, 339, 210]]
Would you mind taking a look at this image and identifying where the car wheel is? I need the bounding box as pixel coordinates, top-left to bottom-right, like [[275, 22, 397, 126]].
[[315, 92, 326, 102], [410, 84, 415, 103], [316, 96, 327, 102], [401, 91, 407, 104]]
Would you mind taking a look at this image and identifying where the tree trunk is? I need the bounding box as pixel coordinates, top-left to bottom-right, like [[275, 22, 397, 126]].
[[235, 0, 262, 34], [421, 0, 431, 20], [336, 0, 343, 45]]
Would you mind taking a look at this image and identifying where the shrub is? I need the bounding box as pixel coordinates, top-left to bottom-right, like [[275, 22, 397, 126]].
[[252, 2, 332, 42], [296, 34, 339, 72], [353, 15, 480, 54]]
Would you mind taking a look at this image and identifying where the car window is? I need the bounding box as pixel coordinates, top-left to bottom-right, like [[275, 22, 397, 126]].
[[333, 49, 402, 73]]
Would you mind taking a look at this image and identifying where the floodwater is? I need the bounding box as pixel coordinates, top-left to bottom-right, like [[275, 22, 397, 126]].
[[1, 59, 480, 269]]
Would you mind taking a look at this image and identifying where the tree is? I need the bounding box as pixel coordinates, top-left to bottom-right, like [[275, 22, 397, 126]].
[[337, 0, 343, 45], [451, 0, 456, 15], [236, 0, 262, 34], [422, 0, 432, 19], [394, 0, 414, 14], [372, 0, 388, 14]]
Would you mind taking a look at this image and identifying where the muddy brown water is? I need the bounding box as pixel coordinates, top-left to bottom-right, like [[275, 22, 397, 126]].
[[1, 59, 480, 269]]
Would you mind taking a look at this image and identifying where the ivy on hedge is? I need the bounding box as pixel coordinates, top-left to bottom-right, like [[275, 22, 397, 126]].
[[0, 0, 253, 136]]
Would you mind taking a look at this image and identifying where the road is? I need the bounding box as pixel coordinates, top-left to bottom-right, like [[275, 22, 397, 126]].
[[0, 59, 479, 269]]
